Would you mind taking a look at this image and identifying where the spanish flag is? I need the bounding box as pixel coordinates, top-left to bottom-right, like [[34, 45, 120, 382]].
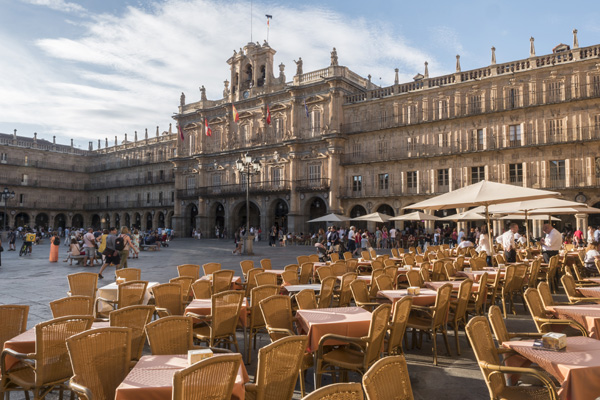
[[178, 124, 184, 141], [205, 118, 212, 137], [266, 105, 271, 125], [232, 103, 239, 123]]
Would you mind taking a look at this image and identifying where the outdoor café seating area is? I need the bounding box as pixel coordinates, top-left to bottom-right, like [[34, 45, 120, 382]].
[[3, 181, 600, 399]]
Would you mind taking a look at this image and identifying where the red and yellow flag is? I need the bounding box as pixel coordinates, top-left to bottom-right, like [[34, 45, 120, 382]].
[[266, 105, 271, 125], [205, 118, 212, 137], [178, 124, 184, 141], [232, 104, 239, 123]]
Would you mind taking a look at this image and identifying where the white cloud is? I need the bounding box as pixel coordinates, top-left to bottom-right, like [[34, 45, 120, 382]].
[[1, 0, 436, 144], [21, 0, 86, 14]]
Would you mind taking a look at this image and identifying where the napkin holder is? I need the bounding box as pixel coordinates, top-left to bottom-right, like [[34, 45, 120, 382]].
[[464, 267, 472, 273], [116, 277, 126, 285], [188, 349, 213, 364], [407, 286, 420, 295], [541, 332, 566, 350], [498, 264, 505, 269]]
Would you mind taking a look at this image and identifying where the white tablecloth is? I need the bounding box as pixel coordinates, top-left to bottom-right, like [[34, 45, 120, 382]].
[[97, 281, 158, 312]]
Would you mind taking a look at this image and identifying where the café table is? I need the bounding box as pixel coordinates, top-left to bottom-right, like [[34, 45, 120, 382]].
[[425, 281, 479, 292], [114, 354, 249, 400], [377, 289, 438, 306], [263, 269, 285, 275], [336, 275, 371, 284], [576, 286, 600, 302], [503, 336, 600, 400], [185, 298, 248, 327], [97, 281, 158, 313], [281, 284, 321, 295], [545, 304, 600, 338], [456, 270, 503, 283], [3, 321, 109, 370], [199, 275, 243, 290]]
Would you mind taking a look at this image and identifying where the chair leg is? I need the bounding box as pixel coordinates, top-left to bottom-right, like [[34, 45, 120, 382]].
[[432, 328, 438, 366], [454, 321, 460, 356], [299, 369, 306, 397], [501, 290, 507, 318]]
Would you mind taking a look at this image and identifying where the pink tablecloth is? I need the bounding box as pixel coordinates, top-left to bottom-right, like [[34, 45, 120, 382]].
[[504, 336, 600, 400], [115, 354, 249, 400], [377, 289, 437, 306], [577, 286, 600, 302], [185, 298, 248, 327], [456, 270, 503, 283], [296, 307, 371, 352], [199, 275, 243, 290], [425, 281, 479, 292], [546, 304, 600, 339]]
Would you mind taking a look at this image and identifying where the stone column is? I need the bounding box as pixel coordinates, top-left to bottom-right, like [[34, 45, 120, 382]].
[[575, 213, 588, 233], [532, 220, 543, 238], [287, 151, 300, 233]]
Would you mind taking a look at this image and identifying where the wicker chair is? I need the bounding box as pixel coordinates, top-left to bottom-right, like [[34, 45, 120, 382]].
[[213, 270, 235, 294], [0, 315, 93, 400], [178, 264, 201, 280], [431, 261, 446, 281], [343, 252, 353, 261], [375, 275, 394, 291], [240, 260, 255, 279], [315, 303, 391, 388], [346, 259, 359, 274], [361, 250, 371, 261], [115, 268, 141, 282], [95, 280, 148, 318], [152, 283, 184, 317], [371, 260, 384, 271], [244, 335, 308, 400], [170, 276, 194, 303], [419, 265, 431, 283], [386, 296, 412, 356], [368, 270, 385, 299], [350, 280, 380, 311], [499, 264, 527, 318], [172, 353, 242, 400], [302, 383, 364, 400], [191, 279, 212, 299], [338, 273, 357, 307], [537, 281, 569, 308], [317, 265, 333, 282], [202, 262, 222, 276], [308, 254, 319, 263], [282, 270, 299, 285], [284, 264, 299, 274], [67, 272, 98, 299], [470, 257, 487, 272], [246, 285, 280, 364], [297, 255, 310, 266], [66, 327, 131, 400], [466, 272, 488, 317], [402, 254, 415, 268], [295, 289, 318, 310], [49, 295, 93, 318], [444, 262, 464, 281], [448, 278, 474, 355], [523, 288, 587, 336], [191, 290, 244, 352], [146, 316, 198, 355], [244, 268, 264, 296], [260, 259, 272, 270], [487, 305, 542, 345], [465, 316, 559, 400], [332, 261, 347, 276], [317, 276, 336, 308], [383, 266, 397, 283], [562, 273, 600, 303], [0, 305, 29, 350], [406, 270, 423, 288], [259, 295, 313, 396], [406, 283, 453, 365], [362, 355, 413, 400], [545, 255, 560, 293], [109, 304, 154, 365], [330, 253, 340, 262], [299, 263, 313, 284], [255, 272, 278, 287]]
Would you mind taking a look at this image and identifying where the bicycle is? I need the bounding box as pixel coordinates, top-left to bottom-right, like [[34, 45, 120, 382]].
[[19, 241, 32, 256]]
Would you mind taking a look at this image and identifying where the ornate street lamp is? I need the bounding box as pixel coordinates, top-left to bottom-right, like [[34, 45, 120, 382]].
[[1, 187, 15, 231], [236, 153, 261, 254]]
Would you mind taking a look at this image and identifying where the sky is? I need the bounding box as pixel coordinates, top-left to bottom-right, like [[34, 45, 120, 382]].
[[0, 0, 599, 148]]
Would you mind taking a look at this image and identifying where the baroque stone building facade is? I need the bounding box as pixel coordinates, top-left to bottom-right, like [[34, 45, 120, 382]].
[[2, 31, 600, 238]]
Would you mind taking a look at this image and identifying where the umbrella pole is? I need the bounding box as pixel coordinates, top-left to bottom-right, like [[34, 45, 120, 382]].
[[525, 210, 530, 248], [486, 204, 494, 257]]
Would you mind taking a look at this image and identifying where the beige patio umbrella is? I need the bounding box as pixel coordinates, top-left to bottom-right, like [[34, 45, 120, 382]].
[[406, 180, 560, 255], [351, 212, 393, 223], [439, 210, 486, 222], [499, 214, 561, 221], [389, 211, 440, 221], [307, 213, 351, 223]]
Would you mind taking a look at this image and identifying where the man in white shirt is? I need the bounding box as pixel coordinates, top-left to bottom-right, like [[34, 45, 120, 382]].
[[347, 226, 356, 254], [389, 227, 397, 248], [457, 229, 465, 244], [542, 223, 562, 263], [501, 223, 519, 263]]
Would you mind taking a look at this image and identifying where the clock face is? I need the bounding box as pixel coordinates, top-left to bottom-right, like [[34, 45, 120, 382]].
[[243, 90, 250, 99], [575, 193, 587, 203]]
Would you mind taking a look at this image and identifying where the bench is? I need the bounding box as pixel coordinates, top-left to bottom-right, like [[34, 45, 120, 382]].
[[69, 255, 102, 266], [139, 244, 160, 251]]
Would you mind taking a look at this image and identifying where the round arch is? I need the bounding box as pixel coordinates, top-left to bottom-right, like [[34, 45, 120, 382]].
[[72, 214, 84, 229], [234, 201, 260, 233], [113, 213, 121, 229], [90, 214, 101, 230], [184, 204, 198, 237], [166, 211, 174, 229], [102, 213, 111, 230], [144, 212, 153, 231], [271, 198, 289, 231], [0, 211, 7, 230], [14, 212, 30, 228], [157, 212, 165, 228], [306, 197, 327, 233], [350, 205, 368, 232], [124, 213, 131, 228], [35, 213, 49, 230], [210, 202, 226, 238], [54, 213, 67, 230], [133, 213, 142, 230]]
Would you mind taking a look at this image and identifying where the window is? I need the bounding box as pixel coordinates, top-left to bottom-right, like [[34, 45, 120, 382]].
[[352, 142, 361, 157], [407, 105, 416, 123], [308, 164, 321, 183], [477, 129, 485, 149], [24, 156, 28, 166], [438, 99, 448, 119], [158, 192, 163, 205], [0, 153, 6, 163], [171, 191, 175, 202], [242, 125, 251, 143], [159, 170, 164, 181], [469, 94, 482, 114], [147, 171, 153, 183], [547, 81, 562, 103], [547, 119, 564, 142], [508, 124, 521, 146], [377, 140, 388, 158], [271, 168, 283, 187], [212, 174, 221, 187], [146, 193, 151, 204], [106, 195, 110, 206], [274, 118, 283, 140], [19, 194, 24, 204], [549, 160, 565, 184], [186, 176, 195, 189], [508, 88, 519, 109], [352, 175, 362, 192], [471, 166, 485, 183], [593, 76, 600, 97], [96, 196, 100, 205], [21, 174, 28, 184], [407, 171, 417, 188], [310, 110, 321, 136], [171, 169, 175, 179], [378, 173, 389, 190], [407, 137, 416, 152], [509, 163, 523, 184], [437, 169, 449, 187]]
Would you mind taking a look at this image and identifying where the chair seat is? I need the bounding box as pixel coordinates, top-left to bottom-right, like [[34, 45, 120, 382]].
[[498, 385, 552, 400], [193, 325, 212, 339], [5, 365, 36, 389], [407, 314, 433, 330], [322, 347, 365, 369]]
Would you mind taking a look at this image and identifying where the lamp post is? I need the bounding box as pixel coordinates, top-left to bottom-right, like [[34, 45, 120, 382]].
[[236, 153, 261, 255], [1, 187, 15, 236]]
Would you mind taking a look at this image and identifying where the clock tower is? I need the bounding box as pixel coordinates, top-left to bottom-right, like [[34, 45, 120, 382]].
[[227, 41, 277, 102]]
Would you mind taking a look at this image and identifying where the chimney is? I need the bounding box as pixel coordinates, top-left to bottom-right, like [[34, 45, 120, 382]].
[[98, 139, 101, 149]]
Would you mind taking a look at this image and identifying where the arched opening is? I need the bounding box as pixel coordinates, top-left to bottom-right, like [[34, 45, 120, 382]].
[[133, 213, 142, 230], [90, 214, 101, 230], [124, 214, 131, 228], [214, 202, 225, 238], [434, 208, 458, 244], [350, 205, 368, 232], [145, 213, 153, 230], [72, 214, 84, 229], [35, 213, 49, 230], [166, 211, 174, 229], [307, 197, 327, 233], [14, 212, 30, 228], [588, 202, 600, 231], [157, 212, 165, 228], [376, 203, 395, 230], [236, 201, 260, 232], [184, 204, 198, 237], [258, 65, 266, 86], [0, 211, 7, 230], [272, 199, 289, 231], [54, 213, 67, 230], [103, 214, 111, 230], [245, 64, 253, 84], [114, 213, 121, 229]]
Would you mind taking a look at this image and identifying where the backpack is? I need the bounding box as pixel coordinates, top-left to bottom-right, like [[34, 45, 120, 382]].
[[115, 236, 125, 251], [53, 237, 60, 246]]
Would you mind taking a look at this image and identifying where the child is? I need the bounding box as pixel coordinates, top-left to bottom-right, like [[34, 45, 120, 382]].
[[361, 233, 369, 251]]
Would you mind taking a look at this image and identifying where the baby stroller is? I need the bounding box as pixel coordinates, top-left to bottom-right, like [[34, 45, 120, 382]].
[[315, 243, 329, 262]]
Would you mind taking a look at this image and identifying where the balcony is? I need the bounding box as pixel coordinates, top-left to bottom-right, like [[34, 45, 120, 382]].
[[296, 178, 330, 192], [178, 180, 292, 200], [82, 199, 174, 211], [85, 177, 175, 190]]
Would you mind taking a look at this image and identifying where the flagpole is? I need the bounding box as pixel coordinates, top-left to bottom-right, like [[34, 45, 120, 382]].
[[250, 0, 253, 42]]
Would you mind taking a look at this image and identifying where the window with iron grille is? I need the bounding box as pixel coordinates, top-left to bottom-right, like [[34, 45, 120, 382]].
[[549, 160, 565, 182], [378, 173, 389, 190], [308, 164, 321, 183], [509, 163, 523, 183], [547, 81, 562, 103], [509, 125, 521, 146], [471, 166, 485, 183], [407, 171, 417, 188], [352, 175, 362, 192], [437, 169, 449, 187]]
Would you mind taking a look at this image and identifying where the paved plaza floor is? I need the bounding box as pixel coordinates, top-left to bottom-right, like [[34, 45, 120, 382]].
[[0, 237, 542, 399]]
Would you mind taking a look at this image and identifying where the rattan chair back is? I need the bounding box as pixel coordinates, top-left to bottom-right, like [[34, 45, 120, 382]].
[[50, 296, 93, 318], [240, 260, 254, 278], [470, 257, 487, 271], [299, 262, 313, 284], [537, 281, 555, 308], [346, 258, 358, 273], [259, 295, 294, 341], [308, 254, 319, 263], [350, 280, 371, 308], [363, 354, 413, 400], [0, 305, 29, 347], [255, 272, 278, 287], [318, 276, 336, 308], [402, 254, 415, 267], [146, 316, 195, 355], [67, 272, 98, 299], [302, 383, 364, 399], [172, 353, 242, 400], [406, 270, 423, 288], [383, 259, 396, 268], [297, 255, 310, 266], [170, 276, 194, 303], [419, 265, 431, 283], [295, 289, 318, 310], [152, 283, 183, 317], [115, 268, 141, 282], [375, 275, 394, 291], [524, 288, 548, 332], [284, 264, 299, 274], [249, 285, 280, 328], [117, 280, 148, 309], [368, 269, 384, 298], [317, 265, 333, 282], [330, 252, 340, 262], [332, 261, 347, 276], [470, 272, 488, 315], [202, 262, 221, 276], [561, 274, 581, 302], [343, 251, 353, 261], [191, 279, 212, 299], [210, 290, 244, 340], [487, 305, 510, 345], [431, 261, 446, 281], [282, 270, 300, 285], [66, 327, 131, 400], [363, 304, 392, 367], [338, 273, 357, 307], [361, 250, 371, 261], [431, 283, 453, 328], [109, 305, 154, 362], [453, 279, 474, 323], [212, 270, 234, 294], [387, 297, 412, 356], [260, 259, 272, 270], [528, 258, 541, 287], [178, 264, 201, 280]]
